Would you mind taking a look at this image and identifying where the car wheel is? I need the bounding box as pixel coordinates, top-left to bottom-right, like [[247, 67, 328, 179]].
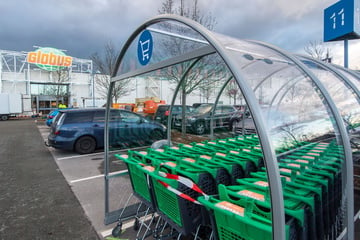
[[194, 121, 206, 135], [1, 115, 8, 121], [150, 129, 165, 141], [74, 136, 96, 154]]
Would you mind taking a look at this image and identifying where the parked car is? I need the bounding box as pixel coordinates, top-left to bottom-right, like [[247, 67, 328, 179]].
[[192, 103, 204, 108], [46, 108, 73, 127], [46, 108, 166, 154], [153, 104, 194, 126], [173, 104, 243, 135], [46, 109, 60, 127]]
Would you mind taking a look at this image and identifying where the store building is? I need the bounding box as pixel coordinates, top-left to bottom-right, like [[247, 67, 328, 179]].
[[0, 48, 100, 115], [0, 48, 212, 116]]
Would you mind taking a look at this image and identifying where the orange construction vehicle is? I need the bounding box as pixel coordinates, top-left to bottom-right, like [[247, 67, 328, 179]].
[[112, 103, 136, 111], [133, 97, 165, 118]]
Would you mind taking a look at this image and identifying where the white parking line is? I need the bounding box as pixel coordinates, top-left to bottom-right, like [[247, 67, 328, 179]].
[[70, 170, 128, 184], [55, 146, 148, 161], [57, 152, 104, 161], [70, 174, 104, 184]]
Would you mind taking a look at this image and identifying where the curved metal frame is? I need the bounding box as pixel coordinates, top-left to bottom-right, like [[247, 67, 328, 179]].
[[152, 17, 286, 240], [209, 76, 234, 138], [105, 14, 286, 240], [103, 14, 360, 239], [167, 58, 204, 142], [298, 55, 360, 104], [269, 75, 305, 110], [250, 39, 355, 239], [341, 66, 360, 79]]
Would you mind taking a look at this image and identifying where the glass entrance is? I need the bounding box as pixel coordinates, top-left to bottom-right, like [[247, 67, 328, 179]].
[[30, 83, 69, 114]]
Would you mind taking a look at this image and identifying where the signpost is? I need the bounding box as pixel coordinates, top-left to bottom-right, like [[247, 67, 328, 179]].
[[324, 0, 360, 68]]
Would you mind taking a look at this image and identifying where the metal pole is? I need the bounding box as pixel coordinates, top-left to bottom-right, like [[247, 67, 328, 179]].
[[92, 73, 95, 107], [0, 52, 2, 93], [344, 39, 349, 68]]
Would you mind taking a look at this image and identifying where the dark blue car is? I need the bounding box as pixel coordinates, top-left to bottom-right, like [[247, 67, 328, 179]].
[[46, 108, 166, 154]]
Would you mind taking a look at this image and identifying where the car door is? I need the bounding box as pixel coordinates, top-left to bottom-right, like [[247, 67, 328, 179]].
[[105, 109, 125, 147], [213, 105, 225, 128], [221, 106, 236, 127], [119, 111, 146, 146], [92, 110, 106, 148]]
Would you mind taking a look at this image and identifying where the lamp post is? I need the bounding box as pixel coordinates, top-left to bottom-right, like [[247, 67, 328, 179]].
[[92, 72, 95, 107]]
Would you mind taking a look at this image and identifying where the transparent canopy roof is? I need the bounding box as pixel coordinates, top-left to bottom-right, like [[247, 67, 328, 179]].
[[113, 18, 360, 151], [106, 15, 359, 239]]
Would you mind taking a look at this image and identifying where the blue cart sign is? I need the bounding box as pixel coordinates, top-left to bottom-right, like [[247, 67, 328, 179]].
[[324, 0, 360, 42], [137, 30, 153, 65]]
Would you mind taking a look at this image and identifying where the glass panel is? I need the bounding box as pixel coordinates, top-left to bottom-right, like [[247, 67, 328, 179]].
[[299, 57, 360, 130], [334, 66, 360, 91], [213, 36, 348, 236], [214, 37, 343, 150], [107, 79, 167, 151], [30, 83, 68, 96]]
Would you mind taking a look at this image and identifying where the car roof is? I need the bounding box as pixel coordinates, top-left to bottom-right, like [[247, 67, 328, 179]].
[[59, 107, 128, 113], [198, 104, 234, 107], [58, 108, 110, 113], [158, 104, 191, 107], [58, 108, 135, 114]]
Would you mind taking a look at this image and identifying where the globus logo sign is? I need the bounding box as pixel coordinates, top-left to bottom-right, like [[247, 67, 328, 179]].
[[27, 47, 73, 71]]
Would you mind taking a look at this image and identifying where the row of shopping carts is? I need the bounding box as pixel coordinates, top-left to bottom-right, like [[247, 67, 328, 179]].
[[199, 141, 344, 240], [113, 135, 344, 240]]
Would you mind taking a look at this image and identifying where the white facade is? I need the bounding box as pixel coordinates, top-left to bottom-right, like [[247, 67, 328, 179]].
[[0, 49, 236, 116], [0, 49, 98, 114]]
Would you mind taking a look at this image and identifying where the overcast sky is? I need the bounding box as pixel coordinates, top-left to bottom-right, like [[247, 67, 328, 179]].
[[1, 0, 359, 68]]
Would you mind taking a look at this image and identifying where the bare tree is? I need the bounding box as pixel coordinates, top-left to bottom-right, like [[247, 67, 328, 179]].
[[158, 0, 222, 135], [45, 68, 70, 106], [225, 79, 240, 104], [304, 40, 332, 62], [159, 0, 217, 30], [90, 42, 132, 103]]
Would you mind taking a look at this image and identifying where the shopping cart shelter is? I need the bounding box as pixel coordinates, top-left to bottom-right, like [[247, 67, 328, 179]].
[[104, 14, 360, 240]]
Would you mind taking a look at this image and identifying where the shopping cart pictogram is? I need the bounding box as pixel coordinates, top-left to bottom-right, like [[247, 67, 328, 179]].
[[139, 39, 151, 62]]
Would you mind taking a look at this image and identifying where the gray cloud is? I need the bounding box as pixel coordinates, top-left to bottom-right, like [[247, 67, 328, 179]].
[[0, 0, 351, 61], [207, 0, 339, 53]]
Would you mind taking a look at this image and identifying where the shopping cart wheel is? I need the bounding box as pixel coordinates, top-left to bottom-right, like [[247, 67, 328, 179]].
[[133, 218, 140, 231], [112, 222, 123, 237]]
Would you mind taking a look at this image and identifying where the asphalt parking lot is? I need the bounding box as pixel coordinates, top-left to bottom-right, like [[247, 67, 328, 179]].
[[1, 119, 359, 240], [36, 120, 142, 239], [0, 119, 144, 240], [0, 119, 100, 239]]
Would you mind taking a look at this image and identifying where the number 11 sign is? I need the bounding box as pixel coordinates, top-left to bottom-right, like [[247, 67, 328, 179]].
[[324, 0, 360, 42]]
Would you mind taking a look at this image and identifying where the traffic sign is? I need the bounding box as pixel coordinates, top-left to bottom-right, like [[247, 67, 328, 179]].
[[137, 30, 153, 65], [324, 0, 360, 42]]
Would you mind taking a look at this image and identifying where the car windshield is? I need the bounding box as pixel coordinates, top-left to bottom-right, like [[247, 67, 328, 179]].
[[193, 104, 213, 114]]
